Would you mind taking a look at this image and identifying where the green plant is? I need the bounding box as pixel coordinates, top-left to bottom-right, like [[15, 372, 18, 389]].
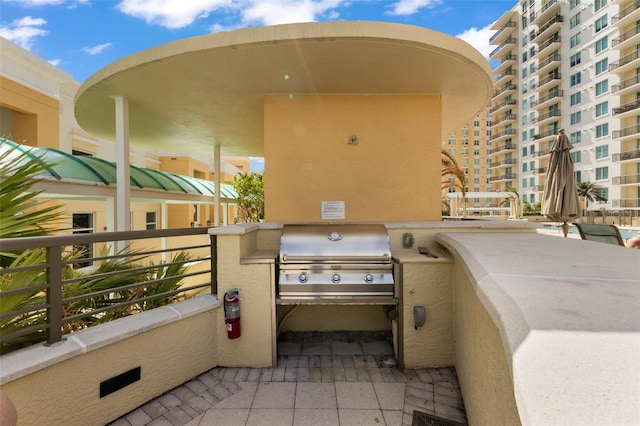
[[228, 171, 264, 223], [0, 141, 66, 266]]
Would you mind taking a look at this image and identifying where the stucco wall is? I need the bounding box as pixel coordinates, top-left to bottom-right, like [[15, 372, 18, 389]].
[[452, 261, 521, 425], [0, 76, 59, 149], [215, 231, 276, 367], [263, 94, 442, 222], [399, 258, 454, 368], [0, 296, 220, 426]]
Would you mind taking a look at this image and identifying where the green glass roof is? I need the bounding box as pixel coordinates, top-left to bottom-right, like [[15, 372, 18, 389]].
[[0, 138, 238, 199]]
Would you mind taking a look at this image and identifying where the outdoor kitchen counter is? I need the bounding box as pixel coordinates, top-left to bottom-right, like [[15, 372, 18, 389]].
[[391, 246, 452, 263]]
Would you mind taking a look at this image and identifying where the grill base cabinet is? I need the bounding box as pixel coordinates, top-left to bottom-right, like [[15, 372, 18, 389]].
[[211, 223, 455, 370]]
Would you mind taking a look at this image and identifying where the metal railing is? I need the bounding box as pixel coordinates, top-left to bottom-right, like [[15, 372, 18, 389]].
[[612, 1, 640, 24], [613, 99, 640, 116], [612, 149, 640, 162], [0, 227, 216, 352]]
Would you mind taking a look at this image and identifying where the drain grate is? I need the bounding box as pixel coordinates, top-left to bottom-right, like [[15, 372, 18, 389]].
[[412, 410, 465, 426]]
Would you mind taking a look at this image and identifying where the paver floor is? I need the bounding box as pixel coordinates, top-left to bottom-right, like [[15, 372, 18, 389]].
[[110, 331, 466, 426]]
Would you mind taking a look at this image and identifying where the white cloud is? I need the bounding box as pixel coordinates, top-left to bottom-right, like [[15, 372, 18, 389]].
[[456, 24, 495, 59], [116, 0, 234, 29], [239, 0, 344, 26], [82, 42, 112, 55], [48, 58, 61, 66], [0, 16, 48, 50], [387, 0, 441, 16], [116, 0, 346, 29]]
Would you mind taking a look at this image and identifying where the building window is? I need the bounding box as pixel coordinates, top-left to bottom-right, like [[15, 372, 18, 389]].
[[448, 139, 456, 145], [596, 123, 609, 138], [570, 0, 581, 8], [595, 144, 609, 159], [523, 147, 528, 156], [595, 101, 608, 117], [570, 92, 582, 106], [595, 80, 608, 95], [570, 33, 581, 48], [595, 15, 608, 32], [595, 166, 608, 180], [570, 13, 581, 29], [570, 111, 582, 125], [571, 151, 582, 163], [449, 148, 456, 155], [146, 212, 157, 230], [73, 213, 94, 268], [522, 52, 528, 63], [570, 131, 581, 144], [575, 170, 581, 183], [461, 148, 469, 155], [570, 52, 581, 67], [595, 58, 608, 75], [570, 73, 582, 86], [523, 178, 528, 188], [594, 0, 606, 12], [595, 36, 608, 53]]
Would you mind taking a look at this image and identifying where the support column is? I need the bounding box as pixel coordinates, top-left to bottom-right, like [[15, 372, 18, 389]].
[[214, 144, 221, 227], [115, 97, 131, 252]]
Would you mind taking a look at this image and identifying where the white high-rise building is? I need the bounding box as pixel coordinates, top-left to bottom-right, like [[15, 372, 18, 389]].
[[489, 0, 639, 222]]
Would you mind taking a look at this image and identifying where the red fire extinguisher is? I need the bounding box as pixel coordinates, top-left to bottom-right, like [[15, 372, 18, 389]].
[[224, 289, 241, 339]]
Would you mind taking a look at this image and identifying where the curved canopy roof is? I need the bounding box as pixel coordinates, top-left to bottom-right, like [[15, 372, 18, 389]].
[[0, 138, 238, 199], [75, 21, 493, 157]]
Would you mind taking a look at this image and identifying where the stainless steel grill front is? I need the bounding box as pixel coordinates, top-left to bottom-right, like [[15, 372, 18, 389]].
[[278, 224, 394, 299]]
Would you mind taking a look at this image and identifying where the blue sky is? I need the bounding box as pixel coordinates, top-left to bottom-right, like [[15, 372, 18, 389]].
[[1, 0, 516, 84]]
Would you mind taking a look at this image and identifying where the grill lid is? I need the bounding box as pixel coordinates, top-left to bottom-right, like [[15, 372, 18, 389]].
[[279, 224, 391, 263]]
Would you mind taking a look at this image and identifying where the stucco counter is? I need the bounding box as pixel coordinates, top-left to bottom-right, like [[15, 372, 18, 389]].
[[436, 231, 640, 426]]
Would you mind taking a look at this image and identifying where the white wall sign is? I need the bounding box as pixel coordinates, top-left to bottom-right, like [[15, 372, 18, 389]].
[[321, 201, 345, 220]]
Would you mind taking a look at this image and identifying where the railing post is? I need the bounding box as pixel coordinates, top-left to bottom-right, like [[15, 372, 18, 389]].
[[210, 235, 217, 296], [46, 245, 63, 345]]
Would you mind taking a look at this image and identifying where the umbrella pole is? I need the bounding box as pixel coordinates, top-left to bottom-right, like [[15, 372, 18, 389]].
[[562, 221, 569, 238]]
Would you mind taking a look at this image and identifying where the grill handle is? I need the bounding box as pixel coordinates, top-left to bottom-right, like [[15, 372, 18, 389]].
[[280, 255, 391, 263]]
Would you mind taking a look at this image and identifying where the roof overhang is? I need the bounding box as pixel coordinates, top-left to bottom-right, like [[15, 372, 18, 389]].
[[75, 21, 493, 157]]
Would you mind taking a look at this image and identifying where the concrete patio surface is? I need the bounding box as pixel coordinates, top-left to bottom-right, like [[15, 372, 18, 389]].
[[110, 331, 466, 426]]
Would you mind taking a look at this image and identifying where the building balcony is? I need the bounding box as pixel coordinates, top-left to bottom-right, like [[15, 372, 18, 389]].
[[533, 54, 562, 76], [612, 198, 640, 207], [533, 35, 561, 58], [613, 148, 640, 162], [612, 25, 640, 49], [532, 0, 561, 25], [533, 108, 561, 125], [487, 142, 516, 156], [492, 83, 517, 103], [613, 174, 640, 185], [533, 14, 563, 41], [531, 90, 563, 110], [492, 113, 517, 126], [612, 74, 640, 96], [531, 72, 561, 92], [490, 37, 517, 59], [489, 158, 518, 168], [533, 129, 557, 141], [494, 69, 517, 85], [490, 98, 517, 115], [488, 173, 517, 182], [609, 50, 639, 75], [612, 125, 640, 140], [612, 0, 640, 26], [489, 129, 517, 144], [613, 99, 640, 116], [490, 20, 517, 44], [494, 54, 518, 75], [534, 147, 552, 158]]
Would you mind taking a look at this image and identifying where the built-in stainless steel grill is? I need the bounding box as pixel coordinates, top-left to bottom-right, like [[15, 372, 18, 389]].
[[278, 224, 394, 299]]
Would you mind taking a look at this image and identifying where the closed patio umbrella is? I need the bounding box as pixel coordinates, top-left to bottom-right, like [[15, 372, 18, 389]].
[[542, 129, 581, 237]]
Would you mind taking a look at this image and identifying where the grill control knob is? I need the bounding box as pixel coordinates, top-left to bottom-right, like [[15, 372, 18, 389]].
[[364, 274, 374, 283], [331, 274, 341, 283], [299, 273, 308, 283]]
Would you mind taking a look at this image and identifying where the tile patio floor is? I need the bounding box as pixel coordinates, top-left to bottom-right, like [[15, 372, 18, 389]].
[[110, 331, 466, 426]]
